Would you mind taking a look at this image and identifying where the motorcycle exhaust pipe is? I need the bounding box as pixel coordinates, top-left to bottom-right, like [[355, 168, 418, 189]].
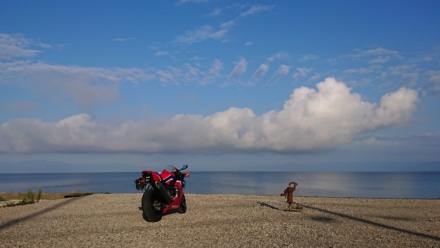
[[155, 181, 173, 204]]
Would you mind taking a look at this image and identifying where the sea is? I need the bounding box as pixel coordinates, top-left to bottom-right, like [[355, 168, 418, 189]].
[[0, 172, 439, 199]]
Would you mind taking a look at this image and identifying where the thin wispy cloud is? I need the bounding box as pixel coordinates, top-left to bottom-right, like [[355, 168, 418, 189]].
[[266, 52, 289, 63], [0, 101, 37, 113], [177, 0, 211, 4], [154, 51, 169, 56], [157, 66, 189, 85], [252, 64, 269, 80], [208, 8, 222, 16], [0, 60, 154, 108], [175, 25, 214, 44], [113, 37, 135, 42], [292, 67, 311, 82], [307, 73, 321, 83], [425, 70, 440, 95], [175, 21, 234, 44], [240, 4, 275, 17], [230, 57, 247, 77], [426, 70, 440, 83], [148, 45, 170, 57], [197, 59, 223, 86], [0, 33, 41, 60], [269, 64, 290, 83], [211, 20, 235, 41], [299, 54, 318, 62], [389, 65, 419, 85], [344, 67, 371, 75], [209, 59, 223, 76], [350, 47, 403, 64]]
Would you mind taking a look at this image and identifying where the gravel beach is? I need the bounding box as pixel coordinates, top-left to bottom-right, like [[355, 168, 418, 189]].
[[1, 194, 439, 247]]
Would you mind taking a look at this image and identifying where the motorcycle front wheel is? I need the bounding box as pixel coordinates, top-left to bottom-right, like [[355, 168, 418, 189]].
[[178, 194, 186, 214], [142, 189, 163, 222]]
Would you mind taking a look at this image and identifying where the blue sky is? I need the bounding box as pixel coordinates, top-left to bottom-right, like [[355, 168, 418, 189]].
[[1, 0, 439, 172]]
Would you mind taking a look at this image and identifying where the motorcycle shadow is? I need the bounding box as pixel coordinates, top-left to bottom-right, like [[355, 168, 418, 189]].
[[137, 206, 181, 217]]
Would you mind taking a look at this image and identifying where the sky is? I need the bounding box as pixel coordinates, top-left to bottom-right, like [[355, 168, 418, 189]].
[[1, 0, 440, 172]]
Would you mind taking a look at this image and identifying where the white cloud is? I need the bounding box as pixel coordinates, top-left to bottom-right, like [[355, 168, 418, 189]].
[[0, 78, 419, 153], [230, 57, 247, 77]]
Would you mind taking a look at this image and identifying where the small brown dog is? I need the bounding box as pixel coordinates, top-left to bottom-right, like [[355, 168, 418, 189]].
[[280, 182, 299, 211]]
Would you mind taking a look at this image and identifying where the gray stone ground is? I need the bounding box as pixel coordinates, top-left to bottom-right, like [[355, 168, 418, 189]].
[[1, 194, 439, 247]]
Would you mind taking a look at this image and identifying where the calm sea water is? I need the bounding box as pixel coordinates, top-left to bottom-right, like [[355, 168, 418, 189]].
[[0, 172, 439, 199]]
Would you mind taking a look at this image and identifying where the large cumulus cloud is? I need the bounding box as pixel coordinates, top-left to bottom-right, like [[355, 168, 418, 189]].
[[0, 78, 418, 153]]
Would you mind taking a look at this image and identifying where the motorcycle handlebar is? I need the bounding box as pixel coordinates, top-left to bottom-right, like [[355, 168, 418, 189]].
[[174, 169, 190, 179]]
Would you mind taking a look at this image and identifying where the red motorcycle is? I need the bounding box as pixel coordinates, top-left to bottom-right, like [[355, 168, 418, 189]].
[[134, 164, 189, 222]]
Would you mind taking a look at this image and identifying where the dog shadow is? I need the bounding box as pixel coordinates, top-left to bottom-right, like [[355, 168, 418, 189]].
[[258, 201, 281, 210]]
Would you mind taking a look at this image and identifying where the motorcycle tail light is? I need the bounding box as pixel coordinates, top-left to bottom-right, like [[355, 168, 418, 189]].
[[135, 178, 147, 190]]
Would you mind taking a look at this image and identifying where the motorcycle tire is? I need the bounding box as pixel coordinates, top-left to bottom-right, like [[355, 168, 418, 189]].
[[178, 194, 187, 214], [142, 189, 163, 222]]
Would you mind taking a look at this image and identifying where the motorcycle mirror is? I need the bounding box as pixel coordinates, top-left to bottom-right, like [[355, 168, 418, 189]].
[[181, 164, 188, 170]]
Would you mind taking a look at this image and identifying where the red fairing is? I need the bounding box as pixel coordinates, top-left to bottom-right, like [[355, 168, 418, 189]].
[[142, 170, 161, 181], [163, 194, 182, 212], [160, 169, 175, 183], [161, 170, 184, 211]]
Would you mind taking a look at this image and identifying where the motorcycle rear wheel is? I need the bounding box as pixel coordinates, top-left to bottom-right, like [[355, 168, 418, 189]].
[[142, 189, 163, 222]]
